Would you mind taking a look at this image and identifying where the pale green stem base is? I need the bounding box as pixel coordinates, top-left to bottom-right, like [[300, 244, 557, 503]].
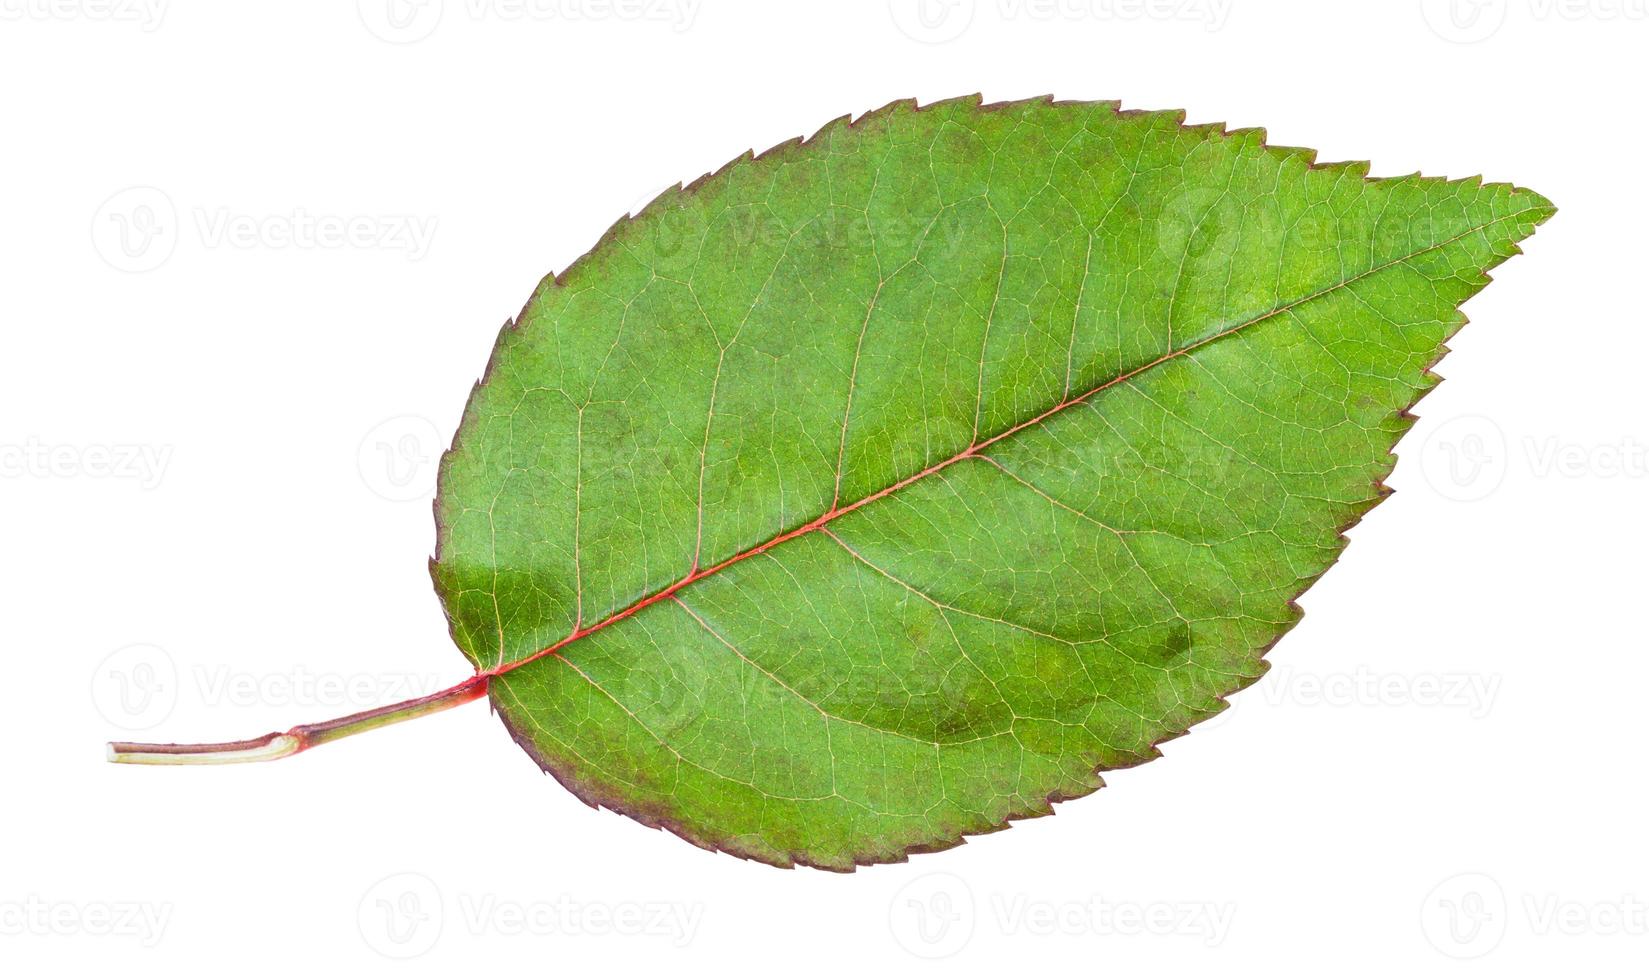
[[105, 674, 490, 765]]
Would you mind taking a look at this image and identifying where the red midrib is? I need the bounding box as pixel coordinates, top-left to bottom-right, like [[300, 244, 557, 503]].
[[477, 207, 1536, 683]]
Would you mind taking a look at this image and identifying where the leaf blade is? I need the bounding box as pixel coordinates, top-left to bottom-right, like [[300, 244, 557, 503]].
[[433, 97, 1551, 869]]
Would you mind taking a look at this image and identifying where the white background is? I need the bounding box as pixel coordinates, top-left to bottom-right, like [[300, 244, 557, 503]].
[[2, 0, 1640, 975]]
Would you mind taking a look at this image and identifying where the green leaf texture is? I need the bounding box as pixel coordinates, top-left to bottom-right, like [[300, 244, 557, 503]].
[[432, 97, 1551, 870]]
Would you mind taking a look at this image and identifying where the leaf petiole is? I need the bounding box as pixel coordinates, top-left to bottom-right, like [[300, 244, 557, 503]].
[[105, 674, 491, 765]]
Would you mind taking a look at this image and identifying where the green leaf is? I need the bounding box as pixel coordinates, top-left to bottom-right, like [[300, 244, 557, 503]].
[[431, 96, 1551, 870]]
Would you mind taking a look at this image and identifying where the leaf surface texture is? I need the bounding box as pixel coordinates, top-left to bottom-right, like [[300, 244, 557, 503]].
[[432, 97, 1551, 869]]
